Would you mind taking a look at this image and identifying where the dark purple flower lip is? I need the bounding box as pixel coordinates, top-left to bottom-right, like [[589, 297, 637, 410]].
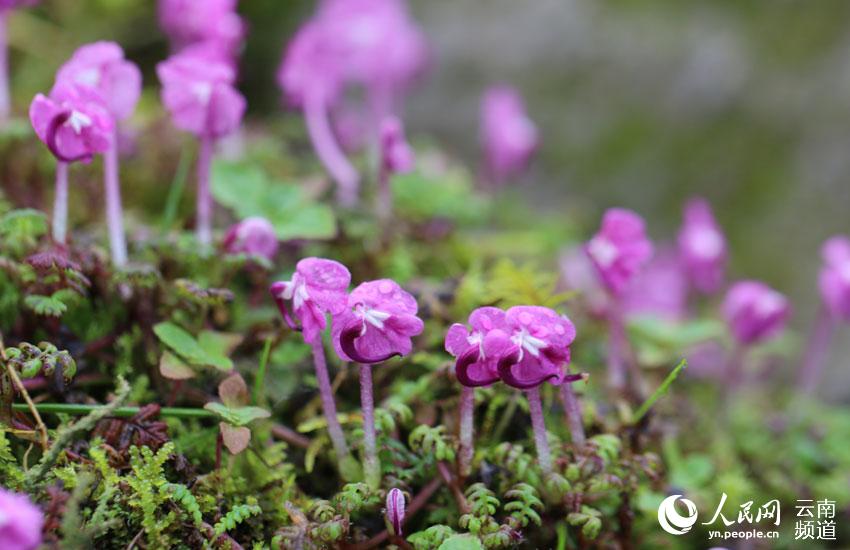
[[339, 321, 401, 364], [496, 346, 585, 389], [269, 282, 302, 332], [46, 110, 94, 163], [455, 347, 500, 387]]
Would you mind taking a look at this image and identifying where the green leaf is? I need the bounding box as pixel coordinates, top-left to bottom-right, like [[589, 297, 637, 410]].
[[437, 534, 484, 550], [203, 403, 270, 427], [392, 168, 485, 224], [153, 322, 207, 364]]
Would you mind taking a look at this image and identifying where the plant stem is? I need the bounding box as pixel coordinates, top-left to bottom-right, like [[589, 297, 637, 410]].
[[359, 363, 380, 489], [631, 359, 687, 424], [0, 12, 9, 123], [196, 134, 214, 250], [525, 386, 552, 475], [160, 142, 193, 233], [377, 163, 392, 222], [558, 381, 585, 446], [458, 385, 474, 478], [253, 337, 272, 406], [52, 161, 69, 244], [12, 402, 215, 418], [606, 302, 627, 392], [310, 339, 351, 463], [304, 94, 358, 206], [798, 305, 835, 394], [104, 128, 127, 266]]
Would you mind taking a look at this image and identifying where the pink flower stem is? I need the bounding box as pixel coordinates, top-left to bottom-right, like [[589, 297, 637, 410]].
[[0, 12, 9, 123], [458, 386, 474, 478], [304, 94, 359, 206], [606, 301, 627, 392], [310, 340, 351, 464], [798, 305, 835, 394], [359, 363, 381, 489], [52, 161, 69, 244], [104, 128, 127, 266], [196, 134, 214, 250], [377, 164, 392, 221], [558, 381, 585, 446], [525, 387, 552, 475]]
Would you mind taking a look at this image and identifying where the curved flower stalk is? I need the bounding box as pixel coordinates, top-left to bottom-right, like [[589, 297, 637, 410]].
[[721, 280, 790, 384], [798, 235, 850, 393], [678, 198, 727, 294], [29, 83, 113, 245], [585, 208, 653, 392], [277, 0, 427, 205], [56, 41, 142, 267], [157, 49, 246, 250], [0, 487, 43, 550], [0, 1, 38, 123], [377, 115, 414, 220], [480, 85, 538, 186], [332, 278, 424, 488], [270, 258, 352, 469]]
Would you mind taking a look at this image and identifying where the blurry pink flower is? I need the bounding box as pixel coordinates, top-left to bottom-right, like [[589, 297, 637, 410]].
[[585, 208, 654, 295], [56, 41, 142, 121], [158, 0, 245, 56], [818, 236, 850, 321], [157, 50, 245, 139], [480, 86, 538, 184], [678, 198, 727, 294], [0, 0, 37, 9], [498, 306, 580, 389], [559, 246, 607, 317], [722, 280, 790, 345], [445, 307, 510, 387], [270, 257, 351, 345], [222, 216, 278, 262], [0, 488, 43, 550], [385, 488, 406, 536], [29, 82, 113, 163], [380, 116, 414, 174], [332, 279, 424, 364], [621, 249, 688, 321]]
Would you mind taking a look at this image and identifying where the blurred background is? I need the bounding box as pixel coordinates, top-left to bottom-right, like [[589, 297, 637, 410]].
[[5, 0, 850, 396]]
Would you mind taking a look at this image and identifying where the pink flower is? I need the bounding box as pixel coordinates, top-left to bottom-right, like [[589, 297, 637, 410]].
[[585, 208, 654, 295], [385, 488, 406, 536], [157, 50, 246, 139], [722, 281, 790, 345], [222, 216, 278, 261], [270, 257, 351, 345], [445, 307, 511, 387], [480, 86, 538, 183], [0, 489, 43, 550], [29, 83, 114, 163], [677, 198, 727, 294], [158, 0, 245, 56], [0, 0, 37, 10], [332, 279, 424, 364], [621, 249, 688, 321], [496, 306, 580, 389], [56, 41, 142, 121], [380, 116, 414, 174], [818, 236, 850, 321]]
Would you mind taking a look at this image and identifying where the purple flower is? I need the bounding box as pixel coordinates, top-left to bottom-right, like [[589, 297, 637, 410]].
[[722, 280, 790, 345], [678, 198, 727, 294], [158, 0, 245, 56], [0, 0, 38, 10], [818, 236, 850, 321], [585, 208, 654, 295], [445, 307, 511, 387], [29, 83, 114, 163], [620, 249, 688, 321], [480, 86, 538, 184], [497, 306, 580, 389], [332, 279, 424, 364], [157, 50, 246, 139], [0, 489, 43, 550], [56, 41, 142, 121], [385, 488, 406, 536], [270, 257, 351, 345], [222, 216, 278, 262], [380, 116, 414, 174]]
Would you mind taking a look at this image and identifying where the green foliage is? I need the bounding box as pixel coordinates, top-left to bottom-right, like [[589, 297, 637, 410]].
[[391, 166, 486, 224], [408, 525, 457, 549], [127, 443, 178, 547], [154, 322, 235, 373], [24, 289, 79, 317], [214, 501, 262, 537], [409, 425, 456, 462], [0, 209, 47, 256]]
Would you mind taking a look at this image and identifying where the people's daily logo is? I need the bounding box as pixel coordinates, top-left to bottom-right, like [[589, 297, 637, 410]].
[[657, 495, 699, 535]]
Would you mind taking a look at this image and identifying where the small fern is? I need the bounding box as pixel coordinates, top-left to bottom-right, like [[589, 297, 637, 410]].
[[214, 502, 262, 536]]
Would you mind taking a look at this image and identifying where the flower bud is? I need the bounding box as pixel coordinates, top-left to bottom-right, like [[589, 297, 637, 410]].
[[385, 488, 406, 536]]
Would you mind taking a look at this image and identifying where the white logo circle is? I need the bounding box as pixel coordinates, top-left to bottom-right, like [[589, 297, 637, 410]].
[[657, 494, 698, 535]]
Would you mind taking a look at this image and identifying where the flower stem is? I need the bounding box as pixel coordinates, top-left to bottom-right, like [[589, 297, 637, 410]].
[[359, 363, 381, 489], [196, 134, 214, 250], [310, 340, 351, 463], [458, 385, 474, 478], [304, 95, 359, 206], [525, 387, 552, 474], [377, 163, 392, 221], [798, 305, 835, 394], [558, 381, 585, 446], [12, 402, 214, 418], [52, 161, 69, 244], [606, 302, 627, 392], [0, 12, 9, 123], [104, 128, 127, 266]]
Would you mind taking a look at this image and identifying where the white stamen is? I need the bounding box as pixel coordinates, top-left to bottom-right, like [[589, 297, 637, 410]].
[[362, 308, 391, 329], [512, 328, 546, 357], [66, 110, 92, 134], [293, 282, 310, 311]]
